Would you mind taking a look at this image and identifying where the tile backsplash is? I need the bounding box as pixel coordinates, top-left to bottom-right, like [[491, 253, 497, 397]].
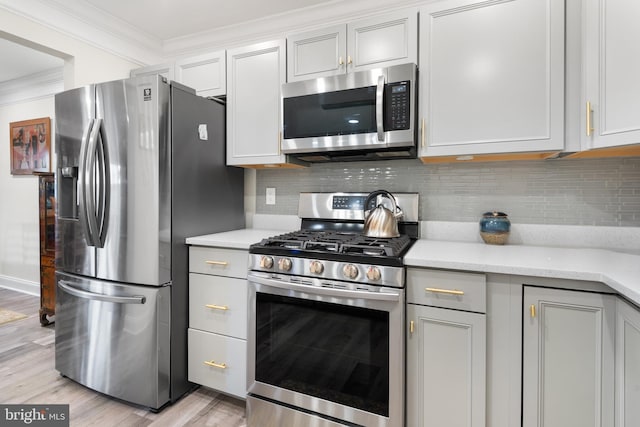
[[255, 157, 640, 227]]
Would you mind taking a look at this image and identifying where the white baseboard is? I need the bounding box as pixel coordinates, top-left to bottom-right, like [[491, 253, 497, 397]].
[[0, 274, 39, 296]]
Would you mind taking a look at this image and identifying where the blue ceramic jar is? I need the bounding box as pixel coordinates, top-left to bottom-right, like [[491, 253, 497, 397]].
[[479, 211, 510, 245]]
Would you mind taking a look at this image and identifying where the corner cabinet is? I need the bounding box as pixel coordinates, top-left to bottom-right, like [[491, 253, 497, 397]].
[[406, 268, 486, 427], [226, 39, 301, 167], [579, 0, 640, 153], [522, 286, 615, 427], [615, 298, 640, 427], [418, 0, 565, 161], [286, 8, 418, 82], [187, 246, 250, 398], [38, 173, 55, 325]]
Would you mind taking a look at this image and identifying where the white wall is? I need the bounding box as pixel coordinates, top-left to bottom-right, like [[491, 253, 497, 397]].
[[0, 96, 54, 294], [0, 8, 140, 89], [0, 7, 141, 293]]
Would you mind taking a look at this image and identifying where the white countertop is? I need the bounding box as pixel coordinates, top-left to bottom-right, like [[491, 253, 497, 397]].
[[185, 229, 286, 250], [405, 240, 640, 305], [186, 228, 640, 306]]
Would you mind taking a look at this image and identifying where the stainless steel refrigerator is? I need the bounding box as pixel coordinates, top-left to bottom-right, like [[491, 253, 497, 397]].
[[53, 75, 244, 410]]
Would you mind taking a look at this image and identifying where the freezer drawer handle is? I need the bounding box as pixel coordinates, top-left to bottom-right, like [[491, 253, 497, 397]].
[[58, 281, 146, 304]]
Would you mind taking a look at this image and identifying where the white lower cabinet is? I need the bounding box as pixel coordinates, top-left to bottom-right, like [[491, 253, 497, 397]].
[[616, 298, 640, 427], [188, 328, 246, 398], [187, 246, 249, 399], [406, 268, 486, 427], [522, 286, 616, 427]]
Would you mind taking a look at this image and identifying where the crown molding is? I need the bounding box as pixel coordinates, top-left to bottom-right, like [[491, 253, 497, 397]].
[[164, 0, 420, 57], [0, 0, 164, 66], [1, 0, 420, 66], [0, 67, 63, 106]]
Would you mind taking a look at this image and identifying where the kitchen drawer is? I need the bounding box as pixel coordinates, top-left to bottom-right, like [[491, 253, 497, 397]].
[[189, 273, 247, 339], [189, 246, 248, 279], [188, 328, 246, 398], [407, 268, 486, 313]]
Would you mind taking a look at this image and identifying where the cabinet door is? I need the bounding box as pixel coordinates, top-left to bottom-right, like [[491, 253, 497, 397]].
[[407, 304, 486, 427], [418, 0, 564, 158], [616, 298, 640, 427], [130, 62, 175, 81], [522, 287, 615, 427], [347, 8, 418, 73], [226, 40, 287, 166], [287, 25, 346, 82], [583, 0, 640, 150], [175, 50, 226, 97]]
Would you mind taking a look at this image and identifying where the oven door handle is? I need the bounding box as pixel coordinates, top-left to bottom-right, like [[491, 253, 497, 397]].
[[248, 273, 401, 302]]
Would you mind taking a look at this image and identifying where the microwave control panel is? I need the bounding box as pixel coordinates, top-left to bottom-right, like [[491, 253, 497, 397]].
[[384, 81, 411, 131]]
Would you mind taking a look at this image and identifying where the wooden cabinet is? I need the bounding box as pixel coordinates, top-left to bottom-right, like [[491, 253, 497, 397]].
[[226, 39, 302, 167], [522, 286, 615, 427], [615, 298, 640, 427], [418, 0, 565, 161], [38, 173, 55, 325], [406, 268, 486, 427], [286, 9, 417, 82], [187, 246, 249, 398], [579, 0, 640, 152]]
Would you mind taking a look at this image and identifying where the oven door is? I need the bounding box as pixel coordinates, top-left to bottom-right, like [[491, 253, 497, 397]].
[[247, 272, 404, 427]]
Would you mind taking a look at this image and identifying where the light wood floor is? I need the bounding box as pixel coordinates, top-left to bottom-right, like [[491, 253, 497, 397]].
[[0, 287, 247, 427]]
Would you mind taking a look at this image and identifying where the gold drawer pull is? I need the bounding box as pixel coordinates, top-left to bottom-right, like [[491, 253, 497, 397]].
[[530, 304, 536, 318], [425, 287, 465, 296], [204, 360, 227, 369], [205, 260, 229, 266], [205, 304, 228, 311]]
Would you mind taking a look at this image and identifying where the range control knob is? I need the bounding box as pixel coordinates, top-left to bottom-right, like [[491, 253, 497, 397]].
[[259, 256, 274, 269], [278, 258, 292, 272], [309, 260, 324, 275], [366, 266, 382, 281], [342, 264, 359, 280]]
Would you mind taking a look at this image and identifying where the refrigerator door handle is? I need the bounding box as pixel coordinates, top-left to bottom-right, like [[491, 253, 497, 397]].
[[85, 118, 103, 247], [58, 280, 147, 304], [78, 118, 97, 246], [95, 120, 109, 247]]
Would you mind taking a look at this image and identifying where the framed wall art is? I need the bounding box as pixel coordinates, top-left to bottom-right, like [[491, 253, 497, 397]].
[[10, 117, 51, 175]]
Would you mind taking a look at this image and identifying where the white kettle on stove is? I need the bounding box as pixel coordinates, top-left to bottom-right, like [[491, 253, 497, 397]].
[[363, 190, 404, 238]]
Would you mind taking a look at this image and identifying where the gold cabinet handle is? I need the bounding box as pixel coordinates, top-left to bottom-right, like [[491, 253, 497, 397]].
[[347, 55, 352, 65], [586, 101, 594, 136], [425, 287, 464, 296], [205, 260, 229, 266], [338, 56, 344, 65], [530, 304, 536, 318], [204, 360, 227, 369], [421, 118, 425, 147], [205, 304, 229, 311], [409, 320, 415, 334]]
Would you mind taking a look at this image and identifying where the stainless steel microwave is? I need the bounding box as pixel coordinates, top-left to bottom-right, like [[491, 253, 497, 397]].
[[281, 63, 417, 162]]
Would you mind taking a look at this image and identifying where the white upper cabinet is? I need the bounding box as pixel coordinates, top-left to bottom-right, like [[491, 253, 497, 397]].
[[175, 50, 226, 97], [418, 0, 565, 160], [130, 62, 175, 81], [287, 8, 418, 82], [582, 0, 640, 151], [226, 40, 293, 167]]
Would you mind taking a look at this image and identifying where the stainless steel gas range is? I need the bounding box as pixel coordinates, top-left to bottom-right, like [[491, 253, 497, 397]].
[[246, 192, 419, 427]]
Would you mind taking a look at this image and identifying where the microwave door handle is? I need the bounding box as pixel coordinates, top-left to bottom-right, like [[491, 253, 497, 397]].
[[376, 74, 385, 142]]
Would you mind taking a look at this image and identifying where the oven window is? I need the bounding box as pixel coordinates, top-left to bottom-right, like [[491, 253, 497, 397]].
[[255, 292, 389, 416], [283, 87, 377, 139]]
